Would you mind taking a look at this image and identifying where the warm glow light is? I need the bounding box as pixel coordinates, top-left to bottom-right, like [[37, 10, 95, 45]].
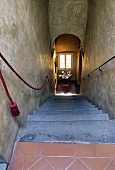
[[55, 93, 79, 96], [59, 53, 72, 69], [66, 54, 71, 68], [60, 55, 65, 68]]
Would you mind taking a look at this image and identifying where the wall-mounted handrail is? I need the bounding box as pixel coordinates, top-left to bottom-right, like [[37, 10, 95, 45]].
[[0, 52, 55, 90], [82, 56, 115, 79]]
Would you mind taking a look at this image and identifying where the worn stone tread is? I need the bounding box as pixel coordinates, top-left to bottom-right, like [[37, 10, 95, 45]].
[[34, 110, 103, 115], [17, 120, 115, 143], [28, 113, 109, 121]]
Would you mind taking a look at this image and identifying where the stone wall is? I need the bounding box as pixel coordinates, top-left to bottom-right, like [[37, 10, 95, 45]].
[[81, 0, 115, 118], [0, 0, 53, 162], [49, 0, 88, 47]]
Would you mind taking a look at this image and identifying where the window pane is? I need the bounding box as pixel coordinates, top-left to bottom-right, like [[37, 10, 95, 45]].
[[66, 54, 71, 68], [60, 55, 65, 68]]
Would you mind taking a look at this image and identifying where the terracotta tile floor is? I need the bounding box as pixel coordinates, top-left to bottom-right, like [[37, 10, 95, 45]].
[[56, 81, 77, 94], [8, 142, 115, 170]]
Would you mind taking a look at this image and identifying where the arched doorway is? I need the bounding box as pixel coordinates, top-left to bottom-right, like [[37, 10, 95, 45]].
[[52, 34, 83, 94]]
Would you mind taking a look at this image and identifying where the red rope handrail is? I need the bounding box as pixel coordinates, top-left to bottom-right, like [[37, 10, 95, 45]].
[[0, 52, 55, 117], [0, 70, 13, 104], [47, 76, 55, 89], [0, 70, 20, 116], [0, 52, 54, 90]]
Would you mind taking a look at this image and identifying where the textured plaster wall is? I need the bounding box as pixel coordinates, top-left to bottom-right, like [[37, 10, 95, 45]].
[[81, 0, 115, 118], [49, 0, 88, 47], [0, 0, 53, 162]]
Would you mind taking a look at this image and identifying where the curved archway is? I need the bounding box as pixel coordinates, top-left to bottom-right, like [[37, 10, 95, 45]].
[[54, 34, 81, 53], [53, 34, 83, 94]]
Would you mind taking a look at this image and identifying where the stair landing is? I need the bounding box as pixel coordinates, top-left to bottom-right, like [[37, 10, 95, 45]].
[[8, 142, 115, 170]]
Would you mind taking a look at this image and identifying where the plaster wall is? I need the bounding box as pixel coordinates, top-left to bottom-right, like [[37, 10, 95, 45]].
[[49, 0, 88, 47], [0, 0, 53, 162], [81, 0, 115, 118]]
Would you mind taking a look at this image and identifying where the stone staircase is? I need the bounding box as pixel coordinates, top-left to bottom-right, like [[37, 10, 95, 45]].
[[17, 95, 115, 143], [0, 156, 8, 170]]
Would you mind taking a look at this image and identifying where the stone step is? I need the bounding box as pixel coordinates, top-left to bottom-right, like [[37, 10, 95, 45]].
[[44, 99, 93, 102], [45, 99, 94, 106], [41, 104, 95, 107], [37, 107, 100, 112], [0, 156, 8, 170], [46, 99, 90, 103], [27, 113, 109, 121], [40, 104, 98, 110], [48, 96, 86, 99], [34, 110, 103, 115], [17, 120, 115, 143], [46, 100, 90, 103]]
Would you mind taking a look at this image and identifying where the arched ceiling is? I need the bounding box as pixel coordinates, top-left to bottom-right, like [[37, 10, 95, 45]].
[[55, 34, 81, 53]]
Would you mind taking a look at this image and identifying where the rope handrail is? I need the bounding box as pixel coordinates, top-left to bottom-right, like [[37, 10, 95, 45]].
[[47, 76, 55, 89], [0, 70, 20, 116], [82, 56, 115, 79], [0, 52, 54, 90], [0, 70, 14, 104], [0, 52, 55, 117]]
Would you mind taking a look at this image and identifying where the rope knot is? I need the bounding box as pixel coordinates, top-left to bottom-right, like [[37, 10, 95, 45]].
[[10, 102, 20, 117]]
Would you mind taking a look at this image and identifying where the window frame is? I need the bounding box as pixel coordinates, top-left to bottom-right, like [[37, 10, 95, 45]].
[[58, 53, 73, 70]]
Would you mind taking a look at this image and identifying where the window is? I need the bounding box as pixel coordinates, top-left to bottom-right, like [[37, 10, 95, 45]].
[[59, 53, 72, 69], [60, 54, 65, 68]]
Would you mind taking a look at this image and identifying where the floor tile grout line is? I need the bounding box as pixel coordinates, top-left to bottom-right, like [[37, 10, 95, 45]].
[[34, 142, 36, 156], [96, 144, 99, 157], [8, 143, 26, 170], [40, 143, 42, 156], [104, 157, 114, 170], [78, 158, 91, 170], [37, 156, 113, 158], [18, 142, 42, 156], [22, 155, 27, 170], [68, 144, 70, 157], [94, 144, 98, 158], [41, 156, 76, 158], [114, 155, 115, 165], [15, 143, 27, 170], [28, 156, 43, 170], [65, 157, 77, 170], [80, 156, 113, 158], [18, 143, 28, 157], [45, 157, 55, 170]]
